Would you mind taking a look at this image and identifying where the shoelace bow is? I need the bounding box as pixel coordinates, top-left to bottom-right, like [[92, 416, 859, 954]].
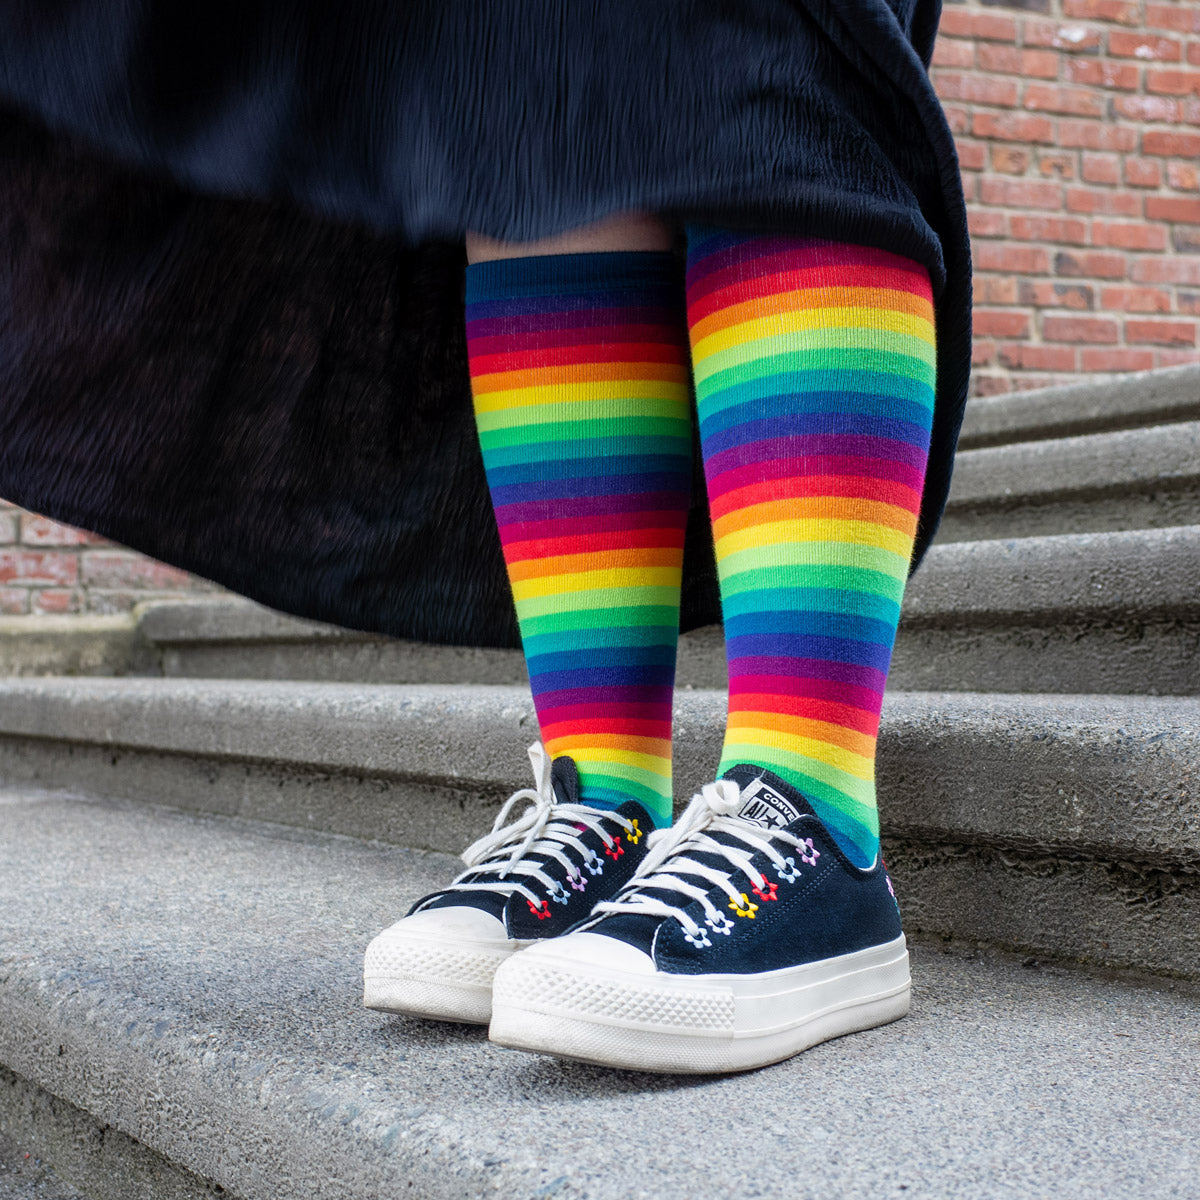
[[588, 778, 821, 943], [444, 743, 636, 909]]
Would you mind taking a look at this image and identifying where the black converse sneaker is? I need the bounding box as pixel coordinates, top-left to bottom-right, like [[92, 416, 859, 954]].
[[488, 765, 908, 1073], [363, 743, 654, 1024]]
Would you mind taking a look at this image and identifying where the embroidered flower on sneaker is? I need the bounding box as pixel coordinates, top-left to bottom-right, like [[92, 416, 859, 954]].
[[528, 898, 553, 920], [728, 893, 759, 919], [626, 819, 643, 845], [776, 857, 801, 883], [683, 928, 712, 949], [707, 912, 734, 936], [605, 836, 624, 860], [798, 838, 820, 866], [751, 879, 778, 902], [582, 848, 605, 876]]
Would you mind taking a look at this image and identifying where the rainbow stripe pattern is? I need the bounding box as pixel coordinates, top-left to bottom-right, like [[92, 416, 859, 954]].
[[684, 227, 937, 866], [464, 250, 693, 827]]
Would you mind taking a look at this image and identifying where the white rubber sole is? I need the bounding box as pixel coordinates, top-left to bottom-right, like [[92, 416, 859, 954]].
[[488, 934, 910, 1073], [363, 932, 529, 1025]]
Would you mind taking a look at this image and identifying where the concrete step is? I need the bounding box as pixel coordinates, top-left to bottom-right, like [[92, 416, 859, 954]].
[[16, 522, 1197, 696], [957, 361, 1200, 450], [940, 418, 1200, 541], [0, 677, 1196, 977], [2, 790, 1198, 1200], [892, 525, 1200, 695]]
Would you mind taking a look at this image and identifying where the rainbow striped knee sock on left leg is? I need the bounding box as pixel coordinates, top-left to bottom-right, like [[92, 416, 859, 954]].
[[685, 226, 937, 866], [464, 249, 692, 828]]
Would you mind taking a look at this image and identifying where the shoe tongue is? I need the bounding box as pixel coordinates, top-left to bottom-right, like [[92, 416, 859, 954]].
[[720, 765, 816, 830], [550, 755, 581, 806]]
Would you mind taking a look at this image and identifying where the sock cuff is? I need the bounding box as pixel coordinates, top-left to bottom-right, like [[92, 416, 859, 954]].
[[465, 248, 680, 305]]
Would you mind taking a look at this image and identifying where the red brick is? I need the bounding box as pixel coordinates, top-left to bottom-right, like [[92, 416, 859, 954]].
[[971, 339, 998, 366], [1113, 94, 1182, 120], [79, 552, 193, 590], [0, 551, 78, 586], [1146, 195, 1200, 221], [1091, 221, 1168, 250], [1038, 150, 1078, 179], [1064, 58, 1141, 88], [1108, 31, 1184, 60], [1055, 249, 1129, 278], [1146, 4, 1200, 34], [931, 39, 975, 68], [1043, 314, 1121, 342], [1082, 153, 1121, 184], [1024, 20, 1103, 51], [0, 513, 15, 545], [1156, 348, 1200, 366], [943, 104, 971, 134], [0, 588, 29, 615], [1184, 96, 1200, 123], [1024, 84, 1107, 116], [980, 177, 1063, 210], [1175, 228, 1200, 252], [20, 515, 106, 547], [1019, 280, 1096, 308], [934, 72, 1020, 106], [976, 276, 1021, 304], [1143, 130, 1200, 156], [974, 309, 1033, 338], [1126, 318, 1198, 344], [32, 589, 82, 615], [969, 210, 1008, 237], [938, 10, 1018, 41], [1062, 0, 1139, 23], [1180, 291, 1200, 315], [1132, 256, 1200, 283], [1147, 68, 1200, 95], [990, 145, 1033, 174], [998, 344, 1080, 370], [956, 139, 988, 170], [1166, 161, 1199, 188], [973, 112, 1057, 143], [978, 44, 1060, 78], [1010, 214, 1090, 243], [1190, 43, 1200, 67], [1080, 347, 1157, 370], [1066, 186, 1141, 215], [1123, 158, 1163, 187], [1059, 119, 1139, 150], [977, 243, 1053, 273], [960, 173, 978, 202], [1100, 285, 1174, 311]]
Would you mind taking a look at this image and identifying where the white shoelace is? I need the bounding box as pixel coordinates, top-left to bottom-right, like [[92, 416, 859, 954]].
[[439, 743, 637, 909], [589, 778, 822, 946]]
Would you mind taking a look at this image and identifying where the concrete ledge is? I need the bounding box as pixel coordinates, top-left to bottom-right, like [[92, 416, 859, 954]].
[[1, 793, 1198, 1200], [905, 526, 1200, 624], [942, 420, 1200, 541], [0, 678, 1196, 872], [957, 362, 1200, 450], [0, 615, 154, 678]]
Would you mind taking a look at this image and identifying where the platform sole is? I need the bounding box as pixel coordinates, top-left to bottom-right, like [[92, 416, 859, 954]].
[[364, 933, 527, 1025], [489, 935, 910, 1073]]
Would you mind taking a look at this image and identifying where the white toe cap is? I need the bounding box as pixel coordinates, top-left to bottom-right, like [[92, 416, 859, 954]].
[[516, 930, 656, 974]]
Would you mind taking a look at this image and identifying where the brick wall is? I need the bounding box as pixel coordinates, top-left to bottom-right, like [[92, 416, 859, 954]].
[[0, 500, 217, 615], [938, 0, 1200, 394], [3, 0, 1199, 604]]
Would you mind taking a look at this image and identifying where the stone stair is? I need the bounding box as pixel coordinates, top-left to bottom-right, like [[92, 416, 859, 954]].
[[2, 362, 1200, 1198]]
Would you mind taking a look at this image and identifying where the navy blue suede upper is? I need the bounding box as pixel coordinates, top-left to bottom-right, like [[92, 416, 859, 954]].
[[592, 767, 903, 975], [409, 759, 655, 941]]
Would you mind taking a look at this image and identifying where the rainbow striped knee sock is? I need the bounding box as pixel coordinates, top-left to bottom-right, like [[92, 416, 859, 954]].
[[464, 250, 693, 828], [685, 226, 937, 867]]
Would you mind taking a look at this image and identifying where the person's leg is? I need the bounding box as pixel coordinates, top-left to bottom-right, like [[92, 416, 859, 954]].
[[488, 224, 936, 1072], [688, 227, 936, 867], [363, 212, 692, 1023], [462, 214, 690, 824]]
